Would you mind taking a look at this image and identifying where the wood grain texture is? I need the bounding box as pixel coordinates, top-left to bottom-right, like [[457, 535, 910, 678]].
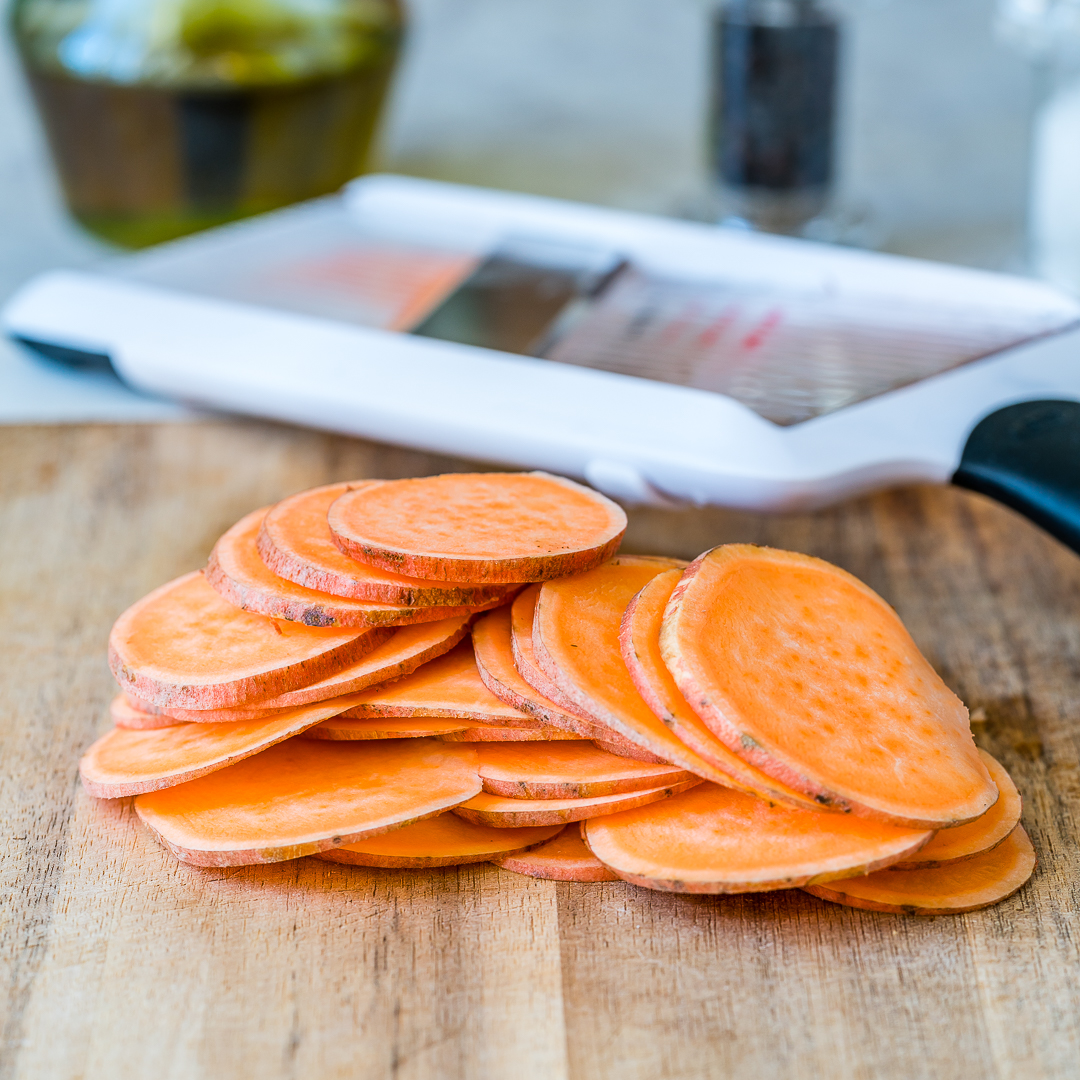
[[1, 420, 1078, 1080]]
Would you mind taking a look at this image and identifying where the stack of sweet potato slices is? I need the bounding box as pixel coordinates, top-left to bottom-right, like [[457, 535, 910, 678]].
[[82, 473, 1034, 912]]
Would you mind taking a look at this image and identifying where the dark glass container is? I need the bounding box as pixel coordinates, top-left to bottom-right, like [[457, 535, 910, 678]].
[[11, 0, 404, 247]]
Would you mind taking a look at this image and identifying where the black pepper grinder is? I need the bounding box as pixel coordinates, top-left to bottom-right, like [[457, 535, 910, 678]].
[[710, 0, 840, 235]]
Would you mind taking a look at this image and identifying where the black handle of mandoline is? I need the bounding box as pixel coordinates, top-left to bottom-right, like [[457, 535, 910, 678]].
[[953, 399, 1080, 555]]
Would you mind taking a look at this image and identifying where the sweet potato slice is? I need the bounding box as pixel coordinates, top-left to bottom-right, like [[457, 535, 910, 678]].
[[109, 571, 379, 709], [510, 586, 594, 719], [208, 508, 495, 627], [621, 569, 822, 811], [494, 824, 618, 881], [134, 738, 482, 866], [472, 607, 598, 738], [506, 590, 660, 762], [152, 700, 289, 723], [452, 780, 699, 828], [475, 742, 696, 799], [305, 713, 583, 742], [304, 715, 474, 740], [315, 813, 562, 867], [584, 782, 932, 894], [533, 557, 768, 785], [890, 751, 1022, 869], [341, 640, 535, 724], [441, 725, 587, 743], [328, 472, 626, 583], [804, 825, 1036, 914], [82, 694, 368, 797], [660, 545, 997, 829], [258, 482, 517, 606], [205, 616, 470, 713], [110, 695, 184, 730]]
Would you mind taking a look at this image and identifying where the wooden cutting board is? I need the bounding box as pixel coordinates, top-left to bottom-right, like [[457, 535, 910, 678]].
[[1, 420, 1077, 1080]]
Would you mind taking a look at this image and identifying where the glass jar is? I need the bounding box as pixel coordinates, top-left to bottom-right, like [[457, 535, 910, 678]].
[[11, 0, 405, 247]]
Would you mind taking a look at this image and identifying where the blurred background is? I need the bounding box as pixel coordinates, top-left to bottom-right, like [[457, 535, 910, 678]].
[[4, 0, 1076, 420], [0, 0, 1042, 292]]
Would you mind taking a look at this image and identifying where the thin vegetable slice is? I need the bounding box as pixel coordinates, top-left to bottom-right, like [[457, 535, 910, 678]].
[[804, 825, 1036, 914], [453, 780, 699, 828], [507, 588, 661, 762], [328, 472, 626, 583], [152, 700, 288, 724], [208, 508, 495, 627], [510, 586, 593, 719], [134, 738, 482, 866], [316, 813, 562, 867], [533, 557, 764, 783], [304, 714, 585, 742], [441, 725, 587, 743], [82, 694, 368, 798], [475, 742, 696, 799], [258, 482, 517, 606], [125, 618, 463, 721], [621, 568, 822, 811], [494, 824, 618, 881], [109, 571, 379, 709], [661, 545, 997, 829], [341, 640, 536, 724], [891, 751, 1022, 869], [110, 695, 184, 731], [584, 782, 932, 894], [472, 606, 598, 737], [304, 715, 474, 740], [190, 616, 470, 714]]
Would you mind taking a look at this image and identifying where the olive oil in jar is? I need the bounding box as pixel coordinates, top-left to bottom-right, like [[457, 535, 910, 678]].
[[12, 0, 404, 247]]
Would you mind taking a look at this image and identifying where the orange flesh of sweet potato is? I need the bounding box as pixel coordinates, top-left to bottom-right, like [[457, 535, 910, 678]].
[[890, 751, 1021, 869], [208, 508, 495, 627], [129, 618, 472, 721], [583, 782, 932, 894], [109, 571, 378, 709], [622, 569, 823, 811], [472, 607, 599, 737], [134, 738, 482, 866], [441, 725, 586, 743], [111, 695, 185, 730], [327, 472, 626, 583], [533, 557, 764, 783], [510, 587, 595, 719], [221, 616, 470, 711], [475, 742, 696, 799], [494, 824, 619, 881], [660, 545, 996, 829], [508, 589, 661, 763], [315, 813, 563, 867], [258, 482, 517, 606], [82, 693, 370, 798], [341, 640, 536, 724], [452, 780, 700, 828], [303, 715, 474, 739], [804, 825, 1036, 914]]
